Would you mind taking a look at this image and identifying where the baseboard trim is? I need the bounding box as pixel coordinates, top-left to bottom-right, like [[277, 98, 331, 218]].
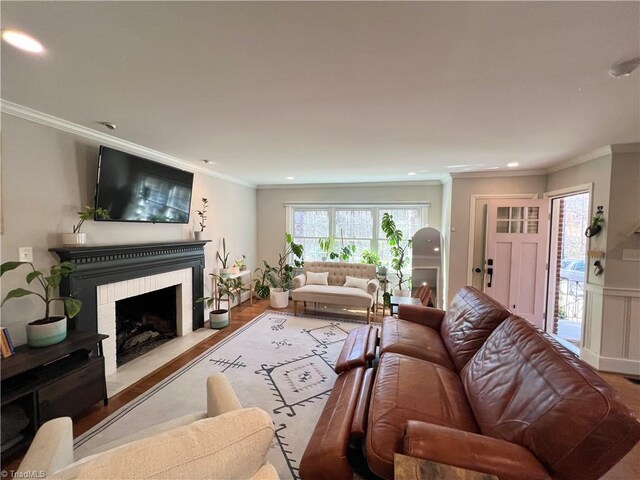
[[580, 348, 640, 375]]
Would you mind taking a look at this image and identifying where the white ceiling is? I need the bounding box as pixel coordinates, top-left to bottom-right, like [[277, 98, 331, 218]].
[[2, 1, 639, 186]]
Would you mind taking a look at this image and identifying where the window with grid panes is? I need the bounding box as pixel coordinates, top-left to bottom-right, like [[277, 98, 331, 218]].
[[291, 206, 424, 266]]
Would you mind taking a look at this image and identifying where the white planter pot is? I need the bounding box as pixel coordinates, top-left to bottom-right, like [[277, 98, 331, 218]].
[[62, 233, 86, 247], [393, 289, 410, 297], [270, 288, 289, 309], [219, 268, 232, 278], [194, 231, 204, 240], [26, 316, 68, 348], [209, 310, 229, 329]]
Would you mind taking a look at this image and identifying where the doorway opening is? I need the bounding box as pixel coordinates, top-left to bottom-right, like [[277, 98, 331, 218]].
[[546, 192, 589, 348]]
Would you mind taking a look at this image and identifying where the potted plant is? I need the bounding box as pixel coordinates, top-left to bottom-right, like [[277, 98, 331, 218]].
[[196, 274, 246, 329], [217, 237, 232, 277], [194, 198, 208, 240], [233, 255, 247, 273], [63, 206, 110, 246], [381, 213, 412, 296], [0, 261, 82, 347], [319, 235, 356, 261], [266, 233, 304, 308], [361, 249, 387, 277], [253, 261, 272, 300]]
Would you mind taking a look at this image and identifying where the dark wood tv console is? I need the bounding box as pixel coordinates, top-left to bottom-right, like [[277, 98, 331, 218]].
[[0, 331, 108, 461]]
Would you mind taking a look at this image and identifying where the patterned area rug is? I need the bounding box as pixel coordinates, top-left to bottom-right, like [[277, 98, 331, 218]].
[[75, 311, 367, 479]]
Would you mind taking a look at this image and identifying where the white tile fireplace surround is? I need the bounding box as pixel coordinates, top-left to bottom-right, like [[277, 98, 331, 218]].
[[96, 268, 193, 376]]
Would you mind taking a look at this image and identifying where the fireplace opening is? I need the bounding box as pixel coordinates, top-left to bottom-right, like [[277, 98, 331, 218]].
[[116, 286, 178, 367]]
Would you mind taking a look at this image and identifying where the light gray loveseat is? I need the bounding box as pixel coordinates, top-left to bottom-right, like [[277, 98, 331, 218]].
[[291, 261, 379, 323]]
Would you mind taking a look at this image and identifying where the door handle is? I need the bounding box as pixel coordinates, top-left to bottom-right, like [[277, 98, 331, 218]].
[[486, 258, 494, 287]]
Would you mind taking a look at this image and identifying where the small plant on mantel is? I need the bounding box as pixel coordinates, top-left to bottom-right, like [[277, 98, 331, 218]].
[[73, 206, 110, 233], [196, 198, 208, 232], [63, 206, 110, 247], [0, 261, 82, 347]]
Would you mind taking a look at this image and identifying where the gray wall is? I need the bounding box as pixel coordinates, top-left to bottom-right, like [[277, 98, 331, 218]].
[[0, 114, 257, 345], [256, 183, 442, 266]]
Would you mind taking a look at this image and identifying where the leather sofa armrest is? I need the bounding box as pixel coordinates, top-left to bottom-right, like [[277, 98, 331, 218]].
[[292, 273, 306, 288], [397, 305, 446, 328], [403, 421, 551, 480]]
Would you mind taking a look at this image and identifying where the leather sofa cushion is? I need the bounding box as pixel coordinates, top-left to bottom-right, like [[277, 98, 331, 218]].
[[366, 353, 479, 480], [380, 317, 455, 371], [462, 316, 640, 480], [440, 286, 511, 371]]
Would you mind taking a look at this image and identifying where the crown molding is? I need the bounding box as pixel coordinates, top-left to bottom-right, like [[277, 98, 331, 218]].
[[611, 142, 640, 153], [257, 179, 444, 190], [0, 99, 256, 188], [545, 145, 613, 174], [449, 169, 546, 179]]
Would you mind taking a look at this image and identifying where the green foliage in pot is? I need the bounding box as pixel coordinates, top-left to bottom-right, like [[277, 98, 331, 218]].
[[217, 237, 230, 269], [253, 262, 272, 299], [381, 213, 412, 291], [0, 261, 82, 321], [196, 274, 247, 313], [196, 198, 208, 232], [360, 249, 382, 267], [234, 255, 246, 270], [255, 234, 304, 293], [74, 206, 110, 233], [319, 235, 356, 261]]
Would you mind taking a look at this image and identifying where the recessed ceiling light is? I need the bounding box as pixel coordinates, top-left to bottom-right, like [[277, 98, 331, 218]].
[[446, 164, 470, 169], [609, 58, 640, 78], [487, 167, 500, 170], [98, 121, 117, 130], [507, 162, 519, 168], [286, 176, 295, 180], [1, 29, 44, 54], [433, 247, 440, 252], [408, 172, 417, 176]]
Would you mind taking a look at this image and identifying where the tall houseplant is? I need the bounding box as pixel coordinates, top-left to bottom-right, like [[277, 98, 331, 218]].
[[1, 261, 82, 347], [381, 213, 412, 294], [258, 234, 303, 308]]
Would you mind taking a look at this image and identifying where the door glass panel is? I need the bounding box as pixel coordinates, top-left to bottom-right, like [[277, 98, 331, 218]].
[[510, 221, 524, 233], [511, 207, 524, 220], [497, 207, 509, 219], [527, 221, 539, 233], [496, 221, 509, 233], [527, 207, 539, 220]]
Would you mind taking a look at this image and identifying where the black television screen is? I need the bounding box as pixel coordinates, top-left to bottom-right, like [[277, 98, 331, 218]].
[[95, 146, 194, 224]]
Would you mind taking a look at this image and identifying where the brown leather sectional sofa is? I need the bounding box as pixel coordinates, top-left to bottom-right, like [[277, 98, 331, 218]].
[[300, 287, 640, 480]]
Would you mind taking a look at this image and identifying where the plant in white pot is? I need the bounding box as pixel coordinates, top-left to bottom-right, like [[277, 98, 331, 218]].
[[63, 206, 110, 247], [381, 212, 412, 296], [216, 238, 232, 277], [266, 233, 304, 309], [194, 198, 208, 240], [196, 274, 245, 329], [0, 261, 82, 347]]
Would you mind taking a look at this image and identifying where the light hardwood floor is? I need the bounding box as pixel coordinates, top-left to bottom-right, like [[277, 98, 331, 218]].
[[5, 299, 639, 478]]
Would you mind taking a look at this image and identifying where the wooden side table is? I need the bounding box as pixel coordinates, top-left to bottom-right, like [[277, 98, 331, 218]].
[[394, 454, 498, 480]]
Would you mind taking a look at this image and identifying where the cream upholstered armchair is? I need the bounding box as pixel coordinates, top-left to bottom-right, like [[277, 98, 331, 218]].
[[16, 374, 278, 480]]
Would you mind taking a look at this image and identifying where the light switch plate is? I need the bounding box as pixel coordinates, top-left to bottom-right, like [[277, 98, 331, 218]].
[[622, 249, 640, 261], [18, 247, 33, 263]]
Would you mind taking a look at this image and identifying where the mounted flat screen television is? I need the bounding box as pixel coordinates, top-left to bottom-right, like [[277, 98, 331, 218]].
[[95, 146, 194, 224]]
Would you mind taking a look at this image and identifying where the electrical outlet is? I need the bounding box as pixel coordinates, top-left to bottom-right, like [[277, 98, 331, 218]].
[[18, 247, 33, 263]]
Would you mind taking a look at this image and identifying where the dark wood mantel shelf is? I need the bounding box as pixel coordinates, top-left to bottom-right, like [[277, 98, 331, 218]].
[[50, 240, 210, 332]]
